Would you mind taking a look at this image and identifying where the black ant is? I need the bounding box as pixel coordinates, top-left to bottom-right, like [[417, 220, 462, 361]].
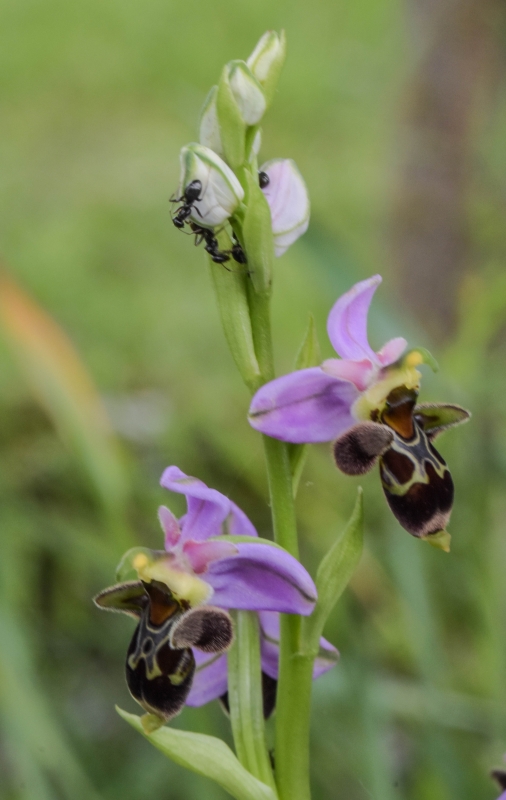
[[258, 171, 270, 189], [230, 235, 247, 264], [189, 224, 248, 267], [190, 223, 231, 265], [171, 180, 203, 228]]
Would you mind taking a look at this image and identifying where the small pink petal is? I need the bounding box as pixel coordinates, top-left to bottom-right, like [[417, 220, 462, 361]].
[[321, 358, 375, 392], [158, 505, 181, 548], [260, 159, 310, 256], [376, 337, 407, 367], [161, 466, 231, 542], [327, 275, 382, 362], [183, 539, 238, 574]]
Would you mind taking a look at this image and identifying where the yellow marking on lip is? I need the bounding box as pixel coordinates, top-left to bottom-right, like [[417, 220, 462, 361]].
[[137, 558, 213, 607]]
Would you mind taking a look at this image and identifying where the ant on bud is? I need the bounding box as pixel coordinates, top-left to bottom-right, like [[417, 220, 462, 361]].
[[230, 235, 247, 264], [190, 224, 231, 265], [258, 171, 270, 189], [171, 182, 248, 269], [189, 225, 247, 268], [171, 180, 203, 228]]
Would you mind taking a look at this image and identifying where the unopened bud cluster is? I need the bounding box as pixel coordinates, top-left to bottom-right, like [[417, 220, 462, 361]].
[[172, 31, 310, 273]]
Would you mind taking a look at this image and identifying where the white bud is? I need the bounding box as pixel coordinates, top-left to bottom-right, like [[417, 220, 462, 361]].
[[260, 159, 310, 256], [252, 128, 262, 155], [227, 61, 266, 125], [247, 31, 286, 106], [248, 129, 262, 163], [178, 144, 244, 227], [199, 86, 223, 156]]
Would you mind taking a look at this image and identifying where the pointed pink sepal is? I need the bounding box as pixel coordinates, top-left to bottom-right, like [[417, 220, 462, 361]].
[[183, 539, 239, 574], [158, 505, 181, 547]]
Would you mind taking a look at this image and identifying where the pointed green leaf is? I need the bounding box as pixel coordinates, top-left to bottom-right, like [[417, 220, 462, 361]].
[[208, 228, 261, 391], [216, 66, 246, 169], [241, 170, 274, 295], [303, 488, 363, 649], [289, 314, 321, 495], [294, 314, 321, 371], [117, 708, 278, 800]]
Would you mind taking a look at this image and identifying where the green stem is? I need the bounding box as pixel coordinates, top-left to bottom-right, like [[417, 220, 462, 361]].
[[275, 618, 314, 800], [246, 286, 299, 557], [245, 284, 312, 799], [246, 282, 274, 381], [227, 611, 277, 793], [262, 436, 299, 558]]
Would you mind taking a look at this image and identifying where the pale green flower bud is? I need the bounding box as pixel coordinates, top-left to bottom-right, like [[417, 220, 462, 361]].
[[178, 143, 244, 227], [199, 86, 223, 156], [227, 60, 266, 125], [247, 30, 286, 107]]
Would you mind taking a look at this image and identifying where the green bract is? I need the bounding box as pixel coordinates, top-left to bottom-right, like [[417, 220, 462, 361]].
[[117, 708, 278, 800], [199, 86, 223, 156]]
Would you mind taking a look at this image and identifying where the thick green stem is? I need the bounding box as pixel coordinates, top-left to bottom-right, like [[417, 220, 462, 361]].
[[262, 436, 299, 558], [246, 286, 274, 383], [227, 611, 277, 793], [246, 287, 299, 558], [275, 618, 314, 800], [245, 284, 313, 799]]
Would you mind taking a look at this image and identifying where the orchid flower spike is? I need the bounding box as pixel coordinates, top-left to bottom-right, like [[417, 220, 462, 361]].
[[94, 467, 318, 722], [260, 159, 310, 256], [249, 276, 470, 549]]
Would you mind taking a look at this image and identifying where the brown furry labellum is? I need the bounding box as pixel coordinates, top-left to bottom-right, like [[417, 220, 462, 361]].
[[94, 580, 233, 722]]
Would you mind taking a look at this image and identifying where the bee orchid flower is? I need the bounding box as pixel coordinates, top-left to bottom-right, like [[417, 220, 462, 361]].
[[249, 276, 470, 548], [94, 467, 319, 722]]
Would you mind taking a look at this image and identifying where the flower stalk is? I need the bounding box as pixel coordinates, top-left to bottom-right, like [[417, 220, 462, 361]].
[[230, 162, 314, 800], [227, 611, 277, 793], [249, 300, 314, 800], [184, 31, 318, 798]]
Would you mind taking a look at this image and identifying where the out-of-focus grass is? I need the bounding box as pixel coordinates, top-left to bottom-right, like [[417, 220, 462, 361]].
[[1, 1, 505, 798]]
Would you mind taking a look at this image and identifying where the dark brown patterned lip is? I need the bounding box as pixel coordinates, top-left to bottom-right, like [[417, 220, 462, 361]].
[[381, 448, 415, 484], [380, 459, 453, 536]]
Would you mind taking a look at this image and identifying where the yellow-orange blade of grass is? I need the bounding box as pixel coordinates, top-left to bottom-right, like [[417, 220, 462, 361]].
[[0, 272, 128, 519]]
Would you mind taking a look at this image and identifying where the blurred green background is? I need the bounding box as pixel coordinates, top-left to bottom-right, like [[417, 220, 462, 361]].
[[1, 0, 506, 798]]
